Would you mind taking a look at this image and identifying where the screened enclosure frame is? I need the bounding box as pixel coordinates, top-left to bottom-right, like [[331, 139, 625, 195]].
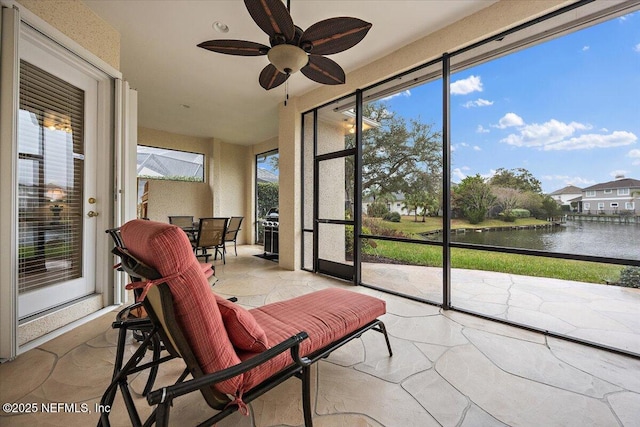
[[301, 0, 640, 359]]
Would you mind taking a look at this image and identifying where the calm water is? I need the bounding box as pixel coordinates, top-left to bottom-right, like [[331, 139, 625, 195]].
[[447, 220, 640, 260]]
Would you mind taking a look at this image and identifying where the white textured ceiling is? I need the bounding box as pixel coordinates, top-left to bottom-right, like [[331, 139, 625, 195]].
[[85, 0, 497, 145]]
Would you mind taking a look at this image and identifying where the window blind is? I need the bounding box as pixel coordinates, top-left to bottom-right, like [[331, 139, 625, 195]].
[[18, 60, 85, 293]]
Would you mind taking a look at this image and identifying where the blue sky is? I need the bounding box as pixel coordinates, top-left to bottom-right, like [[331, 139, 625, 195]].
[[381, 11, 639, 193]]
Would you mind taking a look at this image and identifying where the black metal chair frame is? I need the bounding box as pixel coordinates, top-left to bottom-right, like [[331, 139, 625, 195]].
[[98, 247, 393, 427], [105, 229, 164, 397], [223, 216, 243, 256]]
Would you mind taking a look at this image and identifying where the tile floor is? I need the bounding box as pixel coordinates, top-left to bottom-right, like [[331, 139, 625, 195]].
[[1, 245, 639, 427]]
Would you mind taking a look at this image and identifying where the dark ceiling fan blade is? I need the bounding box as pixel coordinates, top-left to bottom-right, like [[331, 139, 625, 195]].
[[259, 63, 289, 90], [197, 39, 269, 56], [301, 55, 345, 85], [299, 17, 372, 55], [244, 0, 295, 42]]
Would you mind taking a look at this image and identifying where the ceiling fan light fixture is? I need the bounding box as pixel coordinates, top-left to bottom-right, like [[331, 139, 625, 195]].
[[267, 44, 308, 74]]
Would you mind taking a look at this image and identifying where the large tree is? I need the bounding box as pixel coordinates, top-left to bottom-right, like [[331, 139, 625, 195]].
[[346, 102, 443, 216], [492, 186, 522, 216], [453, 174, 496, 224], [403, 191, 428, 222], [489, 167, 542, 194]]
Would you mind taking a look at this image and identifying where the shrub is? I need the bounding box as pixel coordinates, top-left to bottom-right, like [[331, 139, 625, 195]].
[[362, 218, 407, 238], [367, 201, 389, 218], [511, 208, 531, 218], [383, 212, 401, 222], [617, 266, 640, 288], [345, 225, 375, 257], [464, 208, 486, 224], [499, 212, 517, 222]]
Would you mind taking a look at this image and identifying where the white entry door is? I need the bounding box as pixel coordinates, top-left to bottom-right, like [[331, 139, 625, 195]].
[[17, 27, 100, 319]]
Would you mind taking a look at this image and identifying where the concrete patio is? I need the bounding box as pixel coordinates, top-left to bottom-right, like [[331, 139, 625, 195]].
[[362, 262, 640, 355], [1, 245, 639, 426]]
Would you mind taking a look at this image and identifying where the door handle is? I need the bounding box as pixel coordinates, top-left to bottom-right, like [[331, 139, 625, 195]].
[[87, 211, 99, 218]]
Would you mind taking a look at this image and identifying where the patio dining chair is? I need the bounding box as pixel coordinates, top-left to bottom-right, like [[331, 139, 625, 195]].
[[168, 215, 194, 228], [224, 216, 243, 256], [193, 217, 228, 264], [168, 215, 196, 240], [98, 219, 392, 427]]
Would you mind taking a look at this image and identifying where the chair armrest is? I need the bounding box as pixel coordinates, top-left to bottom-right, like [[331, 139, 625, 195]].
[[147, 331, 309, 405], [112, 302, 152, 330]]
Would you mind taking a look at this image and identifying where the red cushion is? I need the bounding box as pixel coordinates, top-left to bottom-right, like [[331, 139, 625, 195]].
[[241, 288, 386, 389], [215, 294, 269, 352], [199, 262, 214, 279], [120, 220, 241, 394]]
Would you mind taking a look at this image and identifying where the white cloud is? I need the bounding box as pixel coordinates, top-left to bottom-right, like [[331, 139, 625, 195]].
[[499, 116, 637, 151], [452, 167, 467, 181], [462, 98, 494, 108], [381, 90, 411, 101], [634, 43, 640, 53], [450, 75, 483, 95], [476, 125, 490, 134], [543, 131, 636, 151], [542, 175, 596, 187], [494, 112, 524, 129], [473, 146, 481, 151], [627, 149, 640, 158], [582, 46, 590, 52], [619, 12, 638, 22], [452, 142, 470, 152], [610, 170, 628, 178], [481, 169, 497, 180]]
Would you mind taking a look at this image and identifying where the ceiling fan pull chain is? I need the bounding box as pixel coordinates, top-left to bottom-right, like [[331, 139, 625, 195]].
[[284, 78, 289, 106]]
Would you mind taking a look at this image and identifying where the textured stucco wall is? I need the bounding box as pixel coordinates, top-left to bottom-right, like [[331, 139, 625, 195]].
[[213, 141, 246, 217], [145, 180, 212, 223], [316, 120, 347, 264], [212, 139, 251, 245], [138, 126, 212, 155], [277, 98, 301, 270], [17, 0, 120, 69]]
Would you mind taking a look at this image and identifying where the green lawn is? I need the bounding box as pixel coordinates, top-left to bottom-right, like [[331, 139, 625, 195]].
[[369, 216, 551, 238], [361, 216, 623, 284]]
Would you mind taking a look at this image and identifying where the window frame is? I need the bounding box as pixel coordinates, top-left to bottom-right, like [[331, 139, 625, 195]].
[[136, 145, 205, 183], [585, 190, 596, 197], [618, 188, 630, 196]]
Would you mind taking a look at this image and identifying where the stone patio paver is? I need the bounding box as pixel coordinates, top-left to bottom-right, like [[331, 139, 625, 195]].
[[1, 245, 638, 426]]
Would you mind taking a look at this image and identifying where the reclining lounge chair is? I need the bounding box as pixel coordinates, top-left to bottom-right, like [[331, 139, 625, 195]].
[[99, 219, 392, 427]]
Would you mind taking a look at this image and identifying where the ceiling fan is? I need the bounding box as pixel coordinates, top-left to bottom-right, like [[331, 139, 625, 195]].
[[197, 0, 372, 90]]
